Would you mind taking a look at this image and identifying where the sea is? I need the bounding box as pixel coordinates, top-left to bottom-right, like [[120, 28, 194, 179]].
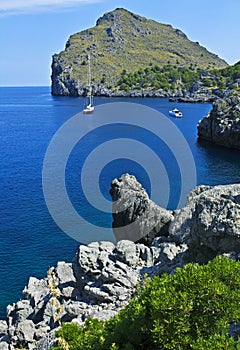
[[0, 86, 240, 319]]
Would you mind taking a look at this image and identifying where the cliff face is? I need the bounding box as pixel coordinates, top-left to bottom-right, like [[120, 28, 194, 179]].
[[51, 8, 228, 96], [198, 96, 240, 149], [1, 174, 240, 348]]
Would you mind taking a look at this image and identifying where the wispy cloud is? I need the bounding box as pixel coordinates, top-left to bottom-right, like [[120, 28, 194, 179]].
[[0, 0, 103, 16]]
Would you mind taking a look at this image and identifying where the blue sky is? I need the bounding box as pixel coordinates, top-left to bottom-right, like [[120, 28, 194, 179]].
[[0, 0, 239, 86]]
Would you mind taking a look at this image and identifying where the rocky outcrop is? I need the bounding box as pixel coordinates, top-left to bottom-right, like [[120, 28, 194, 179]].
[[169, 183, 240, 263], [0, 239, 186, 349], [110, 174, 174, 244], [198, 96, 240, 149], [1, 174, 240, 348], [111, 174, 240, 263]]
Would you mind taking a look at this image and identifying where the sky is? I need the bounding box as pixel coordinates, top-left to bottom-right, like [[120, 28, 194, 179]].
[[0, 0, 239, 86]]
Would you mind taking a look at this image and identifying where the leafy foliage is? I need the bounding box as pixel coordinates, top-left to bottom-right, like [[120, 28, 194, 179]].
[[53, 257, 240, 350]]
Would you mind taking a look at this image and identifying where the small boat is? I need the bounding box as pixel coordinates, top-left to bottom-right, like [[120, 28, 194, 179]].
[[83, 55, 94, 114], [83, 101, 94, 114], [169, 108, 183, 118]]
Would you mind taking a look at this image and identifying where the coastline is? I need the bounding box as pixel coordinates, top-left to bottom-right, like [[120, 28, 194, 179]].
[[51, 85, 234, 104], [1, 175, 240, 348]]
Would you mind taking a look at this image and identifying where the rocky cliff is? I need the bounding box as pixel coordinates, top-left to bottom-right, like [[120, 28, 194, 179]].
[[198, 96, 240, 149], [51, 8, 227, 97], [1, 174, 240, 349]]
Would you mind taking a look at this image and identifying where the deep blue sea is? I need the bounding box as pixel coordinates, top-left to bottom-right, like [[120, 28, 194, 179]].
[[0, 86, 240, 318]]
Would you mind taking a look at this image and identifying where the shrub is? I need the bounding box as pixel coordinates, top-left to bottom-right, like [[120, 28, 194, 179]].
[[53, 257, 240, 350]]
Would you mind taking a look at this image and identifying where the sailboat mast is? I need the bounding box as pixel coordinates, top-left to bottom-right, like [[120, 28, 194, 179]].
[[83, 54, 94, 113], [88, 55, 92, 105]]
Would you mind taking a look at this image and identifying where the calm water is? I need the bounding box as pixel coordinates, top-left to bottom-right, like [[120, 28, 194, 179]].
[[0, 86, 240, 318]]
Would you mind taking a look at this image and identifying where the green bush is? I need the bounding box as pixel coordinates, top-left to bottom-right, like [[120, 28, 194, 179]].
[[53, 257, 240, 350]]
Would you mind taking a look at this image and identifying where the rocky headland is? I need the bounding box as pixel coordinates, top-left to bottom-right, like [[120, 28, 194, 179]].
[[198, 95, 240, 149], [1, 174, 240, 349], [51, 8, 228, 99]]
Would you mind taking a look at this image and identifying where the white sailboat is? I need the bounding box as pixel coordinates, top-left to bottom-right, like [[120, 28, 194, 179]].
[[83, 55, 94, 114]]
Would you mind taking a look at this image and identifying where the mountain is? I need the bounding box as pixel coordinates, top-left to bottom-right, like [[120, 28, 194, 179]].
[[51, 8, 228, 96]]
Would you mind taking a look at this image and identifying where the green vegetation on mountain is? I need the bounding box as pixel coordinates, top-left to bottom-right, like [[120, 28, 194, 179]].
[[117, 61, 240, 94], [211, 61, 240, 90], [117, 64, 202, 92], [51, 8, 228, 94], [53, 256, 240, 350]]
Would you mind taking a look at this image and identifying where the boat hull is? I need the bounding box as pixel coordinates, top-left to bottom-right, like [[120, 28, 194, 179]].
[[169, 109, 183, 118], [83, 106, 95, 114]]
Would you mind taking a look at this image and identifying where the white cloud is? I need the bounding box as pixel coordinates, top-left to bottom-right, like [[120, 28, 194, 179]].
[[0, 0, 103, 16]]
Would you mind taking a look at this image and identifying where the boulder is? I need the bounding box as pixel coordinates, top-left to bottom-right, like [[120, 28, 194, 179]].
[[14, 320, 35, 346], [22, 277, 49, 307], [110, 173, 174, 244], [73, 240, 141, 306], [169, 184, 240, 262]]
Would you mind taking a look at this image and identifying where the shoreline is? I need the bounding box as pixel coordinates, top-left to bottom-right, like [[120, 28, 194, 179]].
[[52, 89, 217, 104], [1, 175, 240, 348]]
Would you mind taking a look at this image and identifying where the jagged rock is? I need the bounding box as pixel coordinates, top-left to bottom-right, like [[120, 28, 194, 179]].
[[36, 329, 56, 350], [23, 277, 49, 307], [141, 239, 188, 276], [0, 342, 9, 350], [14, 320, 35, 346], [0, 321, 8, 337], [198, 96, 240, 149], [85, 309, 118, 322], [110, 173, 174, 244], [72, 241, 141, 307], [34, 324, 51, 342], [137, 244, 153, 267], [115, 240, 139, 266], [54, 262, 78, 299], [63, 301, 87, 322], [169, 184, 240, 262], [7, 300, 33, 326], [55, 262, 76, 286]]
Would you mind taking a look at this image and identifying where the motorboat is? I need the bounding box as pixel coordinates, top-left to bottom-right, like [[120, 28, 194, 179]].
[[169, 108, 183, 118]]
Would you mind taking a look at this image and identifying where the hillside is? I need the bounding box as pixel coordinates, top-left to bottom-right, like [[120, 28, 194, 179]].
[[51, 8, 228, 96]]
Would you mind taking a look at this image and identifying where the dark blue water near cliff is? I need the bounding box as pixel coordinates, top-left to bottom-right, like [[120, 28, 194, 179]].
[[0, 86, 240, 318]]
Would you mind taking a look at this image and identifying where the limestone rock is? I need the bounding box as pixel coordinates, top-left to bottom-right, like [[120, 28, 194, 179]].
[[198, 96, 240, 149], [115, 240, 139, 266], [73, 240, 141, 305], [14, 320, 35, 346], [22, 277, 49, 307], [0, 342, 9, 350], [169, 183, 240, 262], [0, 321, 8, 337], [7, 300, 33, 326], [110, 173, 174, 244]]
